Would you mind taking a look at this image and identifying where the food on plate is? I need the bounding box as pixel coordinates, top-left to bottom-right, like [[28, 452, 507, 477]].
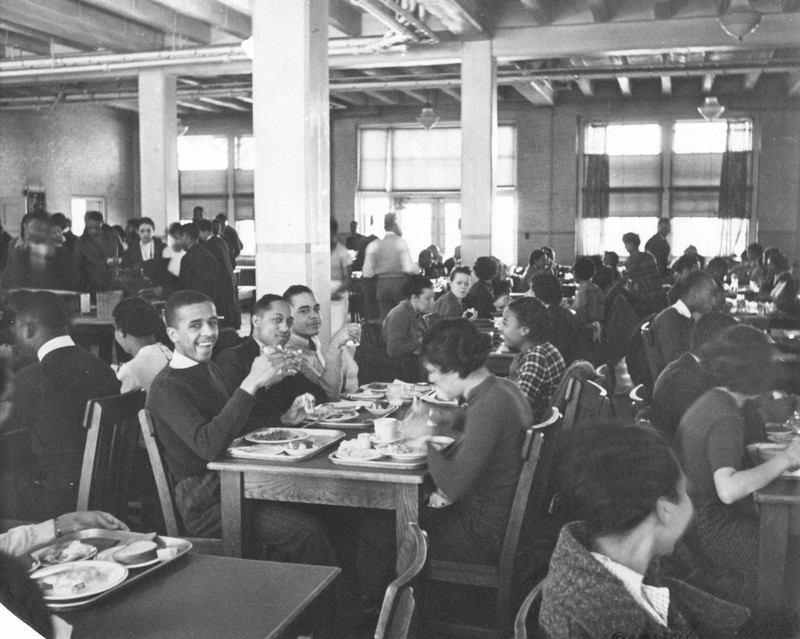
[[364, 401, 393, 416], [37, 565, 105, 596], [115, 540, 158, 565], [285, 439, 313, 451], [366, 383, 389, 391], [336, 440, 382, 459], [39, 540, 96, 565], [308, 406, 360, 422], [246, 428, 305, 443], [377, 441, 426, 456]]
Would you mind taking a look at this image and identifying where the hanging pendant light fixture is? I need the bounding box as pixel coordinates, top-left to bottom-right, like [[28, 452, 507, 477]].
[[718, 0, 762, 40], [698, 96, 725, 121], [416, 92, 439, 129]]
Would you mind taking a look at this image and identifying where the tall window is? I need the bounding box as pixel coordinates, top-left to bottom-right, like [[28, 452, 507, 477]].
[[177, 136, 228, 171], [579, 119, 752, 259], [357, 125, 517, 266]]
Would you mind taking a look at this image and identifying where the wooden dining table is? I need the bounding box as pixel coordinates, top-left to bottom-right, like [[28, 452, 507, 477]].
[[60, 553, 340, 639], [208, 401, 462, 572], [754, 472, 800, 615]]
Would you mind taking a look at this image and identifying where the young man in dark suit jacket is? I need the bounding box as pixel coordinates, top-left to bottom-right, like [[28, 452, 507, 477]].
[[216, 294, 327, 431], [0, 291, 120, 520], [168, 222, 218, 303]]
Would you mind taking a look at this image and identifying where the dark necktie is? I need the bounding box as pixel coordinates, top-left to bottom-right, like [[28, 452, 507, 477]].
[[308, 339, 316, 352]]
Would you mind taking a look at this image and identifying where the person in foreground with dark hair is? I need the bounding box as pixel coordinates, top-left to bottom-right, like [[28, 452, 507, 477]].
[[358, 318, 533, 603], [502, 297, 565, 421], [677, 324, 800, 608], [112, 296, 172, 393], [538, 424, 749, 639]]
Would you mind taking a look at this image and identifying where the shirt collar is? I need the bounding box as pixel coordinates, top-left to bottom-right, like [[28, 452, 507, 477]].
[[38, 335, 75, 361], [672, 298, 692, 318], [169, 350, 200, 369]]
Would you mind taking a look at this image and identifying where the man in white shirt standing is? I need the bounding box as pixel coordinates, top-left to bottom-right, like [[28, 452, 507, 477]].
[[362, 213, 416, 319]]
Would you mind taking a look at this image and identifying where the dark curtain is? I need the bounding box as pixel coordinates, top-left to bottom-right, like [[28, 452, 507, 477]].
[[718, 150, 750, 219], [582, 153, 609, 219]]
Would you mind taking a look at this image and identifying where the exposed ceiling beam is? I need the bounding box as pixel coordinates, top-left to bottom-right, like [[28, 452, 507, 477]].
[[177, 100, 220, 112], [660, 75, 672, 95], [513, 79, 555, 105], [213, 0, 252, 14], [0, 19, 85, 50], [743, 70, 761, 90], [654, 0, 677, 19], [0, 0, 166, 51], [146, 0, 251, 39], [586, 0, 613, 23], [364, 90, 398, 104], [329, 0, 363, 36], [197, 96, 249, 111], [401, 89, 428, 103], [783, 0, 800, 11], [576, 78, 593, 96], [417, 0, 491, 36], [0, 29, 51, 56], [439, 87, 460, 100], [702, 73, 715, 92], [328, 91, 367, 106], [788, 71, 800, 96], [617, 76, 631, 96], [519, 0, 552, 24], [78, 0, 212, 44], [350, 0, 420, 42]]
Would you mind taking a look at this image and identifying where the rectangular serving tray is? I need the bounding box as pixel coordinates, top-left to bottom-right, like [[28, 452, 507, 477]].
[[29, 529, 192, 612], [328, 451, 427, 470], [228, 428, 345, 461]]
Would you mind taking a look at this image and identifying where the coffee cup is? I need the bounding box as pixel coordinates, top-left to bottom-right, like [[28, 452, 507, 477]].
[[374, 417, 398, 442]]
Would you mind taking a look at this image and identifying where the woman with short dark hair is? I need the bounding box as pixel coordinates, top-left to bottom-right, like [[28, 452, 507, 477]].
[[432, 266, 472, 318], [539, 424, 749, 638], [113, 296, 172, 393], [121, 216, 167, 287], [465, 256, 498, 319], [677, 324, 800, 607]]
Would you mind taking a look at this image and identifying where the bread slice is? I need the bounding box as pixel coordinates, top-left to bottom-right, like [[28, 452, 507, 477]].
[[114, 540, 158, 565]]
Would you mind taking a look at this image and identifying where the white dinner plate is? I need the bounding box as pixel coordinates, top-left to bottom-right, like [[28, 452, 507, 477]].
[[33, 561, 128, 601], [33, 540, 98, 566], [333, 449, 384, 461]]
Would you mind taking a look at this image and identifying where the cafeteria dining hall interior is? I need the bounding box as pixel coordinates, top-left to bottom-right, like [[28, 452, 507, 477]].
[[3, 0, 800, 637]]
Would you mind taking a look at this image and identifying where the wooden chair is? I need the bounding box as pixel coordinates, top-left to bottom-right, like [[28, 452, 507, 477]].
[[76, 389, 146, 523], [425, 407, 562, 638], [514, 581, 544, 639], [640, 321, 662, 383], [374, 522, 428, 639], [137, 408, 223, 555], [629, 383, 646, 413]]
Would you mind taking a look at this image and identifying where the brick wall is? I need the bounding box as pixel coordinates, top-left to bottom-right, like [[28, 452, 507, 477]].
[[0, 105, 137, 231]]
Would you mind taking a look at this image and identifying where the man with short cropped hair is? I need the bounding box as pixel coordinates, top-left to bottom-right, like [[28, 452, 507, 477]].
[[283, 285, 360, 397], [214, 213, 243, 262], [623, 232, 666, 316], [0, 213, 73, 291], [72, 210, 124, 293], [362, 213, 416, 319], [645, 217, 671, 280], [169, 222, 218, 304], [0, 291, 120, 520], [197, 219, 240, 329], [216, 294, 328, 431], [146, 291, 337, 566]]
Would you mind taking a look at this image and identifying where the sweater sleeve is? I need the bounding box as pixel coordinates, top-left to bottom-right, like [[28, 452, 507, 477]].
[[427, 400, 504, 502], [154, 380, 255, 461]]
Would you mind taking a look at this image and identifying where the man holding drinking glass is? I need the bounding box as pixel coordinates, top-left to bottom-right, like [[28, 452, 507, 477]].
[[216, 293, 328, 429]]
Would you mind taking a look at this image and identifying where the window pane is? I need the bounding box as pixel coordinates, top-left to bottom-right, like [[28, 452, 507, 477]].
[[177, 136, 228, 171], [671, 217, 749, 257], [584, 125, 607, 154], [605, 124, 661, 156], [359, 129, 389, 191], [443, 201, 461, 261], [608, 191, 661, 217], [726, 120, 752, 152], [397, 202, 433, 260], [609, 155, 660, 188], [497, 126, 516, 187], [673, 121, 727, 154], [236, 135, 255, 170], [671, 190, 718, 217], [357, 193, 391, 238], [236, 220, 255, 256], [392, 128, 461, 191], [672, 153, 722, 186]]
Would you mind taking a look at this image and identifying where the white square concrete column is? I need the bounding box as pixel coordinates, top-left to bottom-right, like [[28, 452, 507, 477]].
[[137, 71, 180, 235], [460, 40, 497, 269], [252, 0, 331, 340]]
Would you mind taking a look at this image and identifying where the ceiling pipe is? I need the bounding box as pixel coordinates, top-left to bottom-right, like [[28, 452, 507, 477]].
[[369, 0, 439, 42], [349, 0, 422, 42]]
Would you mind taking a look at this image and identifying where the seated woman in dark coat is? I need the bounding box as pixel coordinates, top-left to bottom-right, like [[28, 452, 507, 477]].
[[465, 256, 498, 319], [676, 324, 800, 608], [538, 424, 749, 639]]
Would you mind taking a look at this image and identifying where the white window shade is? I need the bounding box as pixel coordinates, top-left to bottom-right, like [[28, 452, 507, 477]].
[[392, 128, 461, 191], [359, 129, 389, 191], [235, 135, 255, 170], [605, 124, 661, 156]]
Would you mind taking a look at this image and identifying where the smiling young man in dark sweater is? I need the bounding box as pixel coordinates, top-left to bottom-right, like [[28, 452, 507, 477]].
[[146, 290, 336, 565]]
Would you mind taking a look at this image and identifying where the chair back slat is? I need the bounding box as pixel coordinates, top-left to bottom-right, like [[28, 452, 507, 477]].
[[375, 522, 428, 639], [77, 390, 146, 520], [496, 408, 561, 627], [138, 408, 181, 536], [514, 581, 544, 639]]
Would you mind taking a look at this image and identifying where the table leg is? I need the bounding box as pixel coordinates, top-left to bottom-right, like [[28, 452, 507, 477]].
[[220, 470, 246, 558], [758, 502, 789, 612], [394, 484, 419, 573]]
